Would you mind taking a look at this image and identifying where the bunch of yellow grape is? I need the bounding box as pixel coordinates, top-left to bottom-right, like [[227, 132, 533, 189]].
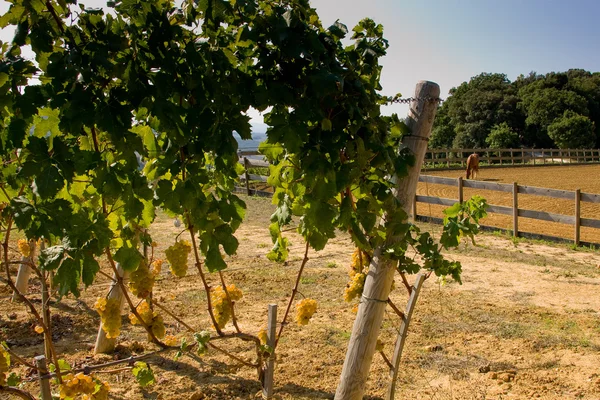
[[295, 298, 318, 325], [128, 260, 155, 299], [0, 346, 9, 386], [345, 247, 371, 303], [59, 373, 96, 399], [344, 272, 366, 302], [165, 240, 192, 277], [17, 239, 31, 257], [82, 381, 110, 400], [95, 298, 122, 338], [150, 258, 163, 275], [129, 300, 166, 340], [350, 247, 369, 277], [210, 284, 243, 329]]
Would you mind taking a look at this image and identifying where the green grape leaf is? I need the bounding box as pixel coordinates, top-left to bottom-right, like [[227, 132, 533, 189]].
[[132, 362, 155, 387], [53, 258, 81, 297], [113, 245, 143, 272]]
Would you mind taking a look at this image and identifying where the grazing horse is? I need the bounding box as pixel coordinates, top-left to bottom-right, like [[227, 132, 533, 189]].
[[466, 153, 480, 179]]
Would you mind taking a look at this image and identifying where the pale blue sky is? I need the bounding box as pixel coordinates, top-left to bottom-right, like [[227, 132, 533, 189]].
[[2, 0, 600, 128]]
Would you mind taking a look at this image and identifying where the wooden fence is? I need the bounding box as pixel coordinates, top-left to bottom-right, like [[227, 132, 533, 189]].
[[416, 175, 600, 246], [236, 150, 600, 247], [424, 148, 600, 169]]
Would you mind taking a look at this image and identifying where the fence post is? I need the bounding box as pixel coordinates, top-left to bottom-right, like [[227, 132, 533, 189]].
[[412, 195, 417, 222], [457, 177, 463, 204], [542, 150, 545, 164], [244, 157, 251, 196], [262, 304, 277, 399], [35, 355, 53, 400], [512, 182, 518, 238], [575, 189, 581, 247], [510, 149, 514, 165]]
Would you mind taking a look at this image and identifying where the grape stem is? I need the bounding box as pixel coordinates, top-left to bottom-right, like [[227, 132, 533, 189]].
[[386, 299, 405, 319], [399, 272, 412, 295], [275, 240, 310, 347], [185, 220, 224, 336], [208, 342, 258, 368], [379, 350, 393, 370]]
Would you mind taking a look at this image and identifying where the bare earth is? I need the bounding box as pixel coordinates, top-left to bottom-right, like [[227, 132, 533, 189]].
[[1, 195, 600, 399]]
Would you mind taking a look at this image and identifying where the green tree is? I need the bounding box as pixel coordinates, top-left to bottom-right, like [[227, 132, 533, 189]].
[[486, 122, 520, 149], [439, 73, 522, 149], [547, 110, 596, 149]]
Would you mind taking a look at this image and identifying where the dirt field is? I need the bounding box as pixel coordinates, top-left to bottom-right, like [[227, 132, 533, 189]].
[[417, 164, 600, 245], [1, 195, 600, 399]]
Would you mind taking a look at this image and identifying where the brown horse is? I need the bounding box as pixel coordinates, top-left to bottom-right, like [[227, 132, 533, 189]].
[[466, 153, 480, 179]]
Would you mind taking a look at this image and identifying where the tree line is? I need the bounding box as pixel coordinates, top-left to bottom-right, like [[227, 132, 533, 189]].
[[431, 69, 600, 150]]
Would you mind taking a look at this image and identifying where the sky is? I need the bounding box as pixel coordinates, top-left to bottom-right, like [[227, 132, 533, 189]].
[[2, 0, 600, 129]]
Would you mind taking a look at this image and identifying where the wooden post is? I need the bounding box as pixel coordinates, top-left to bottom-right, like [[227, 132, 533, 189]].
[[262, 304, 277, 399], [521, 150, 524, 164], [35, 355, 53, 400], [512, 182, 518, 238], [12, 241, 36, 301], [244, 157, 251, 196], [457, 177, 463, 204], [542, 150, 545, 164], [385, 274, 426, 400], [335, 81, 439, 400], [574, 189, 581, 246], [412, 195, 417, 222], [510, 149, 514, 165], [94, 264, 128, 354]]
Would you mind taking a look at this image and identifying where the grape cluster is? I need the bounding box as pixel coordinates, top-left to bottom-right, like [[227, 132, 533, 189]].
[[0, 346, 9, 386], [344, 272, 366, 303], [95, 297, 122, 339], [128, 260, 155, 299], [295, 298, 318, 325], [350, 247, 369, 277], [17, 239, 31, 257], [210, 284, 243, 329], [129, 300, 166, 340], [150, 258, 163, 275], [164, 334, 179, 347], [165, 240, 192, 277], [83, 381, 110, 400], [345, 247, 371, 303], [59, 373, 96, 399]]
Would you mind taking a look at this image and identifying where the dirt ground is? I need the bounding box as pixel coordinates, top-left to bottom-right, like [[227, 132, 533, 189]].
[[417, 164, 600, 245], [1, 195, 600, 399]]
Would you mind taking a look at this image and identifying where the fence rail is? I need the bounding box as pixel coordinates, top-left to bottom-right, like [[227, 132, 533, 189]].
[[424, 148, 600, 169], [417, 175, 600, 246]]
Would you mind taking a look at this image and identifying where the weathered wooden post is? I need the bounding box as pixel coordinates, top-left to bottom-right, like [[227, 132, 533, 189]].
[[12, 241, 36, 301], [94, 264, 128, 354], [262, 304, 277, 399], [244, 157, 251, 196], [512, 183, 518, 238], [574, 189, 581, 246], [458, 177, 464, 204], [35, 355, 52, 400], [334, 81, 439, 400]]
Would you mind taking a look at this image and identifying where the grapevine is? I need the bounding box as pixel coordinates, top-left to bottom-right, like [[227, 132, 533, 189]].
[[295, 299, 318, 326], [94, 298, 122, 339], [129, 301, 166, 340], [165, 241, 192, 278]]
